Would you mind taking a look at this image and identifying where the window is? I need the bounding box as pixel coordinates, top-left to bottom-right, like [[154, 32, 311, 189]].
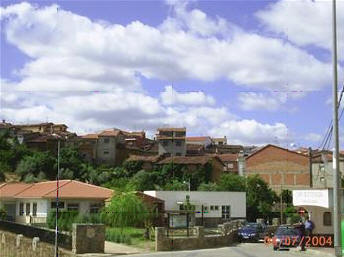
[[175, 140, 182, 146], [104, 138, 110, 144], [323, 212, 332, 226], [227, 163, 234, 169], [19, 203, 24, 216], [51, 201, 65, 209], [90, 203, 102, 214], [222, 205, 231, 219], [67, 203, 79, 212], [210, 206, 214, 211], [103, 150, 109, 155], [214, 205, 219, 211], [25, 203, 30, 216], [32, 203, 37, 216]]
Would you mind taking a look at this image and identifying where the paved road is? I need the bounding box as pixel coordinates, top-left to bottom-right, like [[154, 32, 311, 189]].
[[121, 243, 331, 257]]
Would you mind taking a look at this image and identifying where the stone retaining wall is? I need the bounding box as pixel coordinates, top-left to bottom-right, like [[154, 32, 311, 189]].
[[155, 225, 238, 251], [0, 230, 74, 257]]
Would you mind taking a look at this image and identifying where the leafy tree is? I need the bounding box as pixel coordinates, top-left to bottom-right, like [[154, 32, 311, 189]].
[[15, 151, 56, 181], [217, 173, 246, 191], [163, 179, 188, 191], [281, 189, 293, 206], [123, 160, 143, 177], [129, 170, 156, 191], [198, 182, 219, 191], [0, 208, 6, 220], [101, 192, 149, 227], [246, 175, 275, 221]]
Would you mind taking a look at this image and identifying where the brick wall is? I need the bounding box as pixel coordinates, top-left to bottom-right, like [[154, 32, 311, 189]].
[[246, 145, 310, 192]]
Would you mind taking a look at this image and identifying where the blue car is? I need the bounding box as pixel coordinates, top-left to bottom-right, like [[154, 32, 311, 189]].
[[238, 222, 265, 242]]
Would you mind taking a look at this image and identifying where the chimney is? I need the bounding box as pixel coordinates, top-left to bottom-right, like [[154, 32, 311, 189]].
[[238, 150, 245, 176], [2, 119, 5, 123]]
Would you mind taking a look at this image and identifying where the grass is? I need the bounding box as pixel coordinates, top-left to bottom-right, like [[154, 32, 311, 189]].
[[105, 227, 155, 251]]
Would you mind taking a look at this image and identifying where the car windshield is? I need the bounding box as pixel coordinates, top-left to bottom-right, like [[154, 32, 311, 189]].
[[276, 227, 300, 236], [245, 223, 259, 228]]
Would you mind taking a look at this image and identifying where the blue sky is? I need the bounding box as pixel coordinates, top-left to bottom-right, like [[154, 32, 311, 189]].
[[0, 0, 343, 148]]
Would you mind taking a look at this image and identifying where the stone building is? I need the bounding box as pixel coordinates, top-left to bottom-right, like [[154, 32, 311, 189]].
[[156, 128, 186, 156], [245, 144, 310, 193]]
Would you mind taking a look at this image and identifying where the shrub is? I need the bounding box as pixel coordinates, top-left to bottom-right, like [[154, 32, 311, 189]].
[[0, 208, 6, 220], [105, 228, 134, 245]]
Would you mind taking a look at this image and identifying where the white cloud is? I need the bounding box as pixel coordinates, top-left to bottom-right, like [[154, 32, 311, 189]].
[[0, 2, 325, 144], [160, 85, 215, 106], [0, 2, 331, 91], [256, 0, 344, 59], [305, 133, 322, 143], [238, 92, 288, 111], [209, 119, 289, 145]]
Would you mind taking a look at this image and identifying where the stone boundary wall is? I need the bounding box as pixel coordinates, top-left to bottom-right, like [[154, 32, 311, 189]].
[[0, 220, 72, 250], [155, 221, 242, 251], [0, 230, 74, 257]]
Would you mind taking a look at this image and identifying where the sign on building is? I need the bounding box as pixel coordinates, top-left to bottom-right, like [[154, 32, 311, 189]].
[[293, 190, 329, 208]]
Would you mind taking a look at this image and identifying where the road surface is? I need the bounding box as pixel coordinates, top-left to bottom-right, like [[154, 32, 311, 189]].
[[121, 243, 332, 257]]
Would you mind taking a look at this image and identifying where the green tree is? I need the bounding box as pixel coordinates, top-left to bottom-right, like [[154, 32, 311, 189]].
[[281, 189, 293, 206], [217, 173, 246, 191], [198, 182, 219, 191], [246, 175, 275, 221], [15, 151, 56, 181], [101, 192, 149, 227], [163, 179, 188, 191], [129, 170, 156, 191]]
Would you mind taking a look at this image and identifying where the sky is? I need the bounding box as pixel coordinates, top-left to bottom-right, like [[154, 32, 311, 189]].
[[0, 0, 343, 148]]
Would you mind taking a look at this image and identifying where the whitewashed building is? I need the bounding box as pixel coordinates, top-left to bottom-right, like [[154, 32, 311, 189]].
[[144, 191, 246, 227], [293, 189, 344, 234], [0, 180, 113, 224]]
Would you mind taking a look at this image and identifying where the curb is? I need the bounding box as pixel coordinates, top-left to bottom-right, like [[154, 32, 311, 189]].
[[305, 248, 335, 257]]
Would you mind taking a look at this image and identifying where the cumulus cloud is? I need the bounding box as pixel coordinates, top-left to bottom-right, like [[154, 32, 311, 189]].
[[256, 0, 344, 59], [0, 1, 327, 144], [209, 119, 290, 146], [238, 92, 288, 111], [160, 85, 215, 106]]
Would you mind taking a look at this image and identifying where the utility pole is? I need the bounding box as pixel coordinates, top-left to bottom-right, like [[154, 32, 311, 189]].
[[309, 147, 313, 188], [54, 139, 60, 257], [331, 0, 342, 255], [280, 185, 283, 225]]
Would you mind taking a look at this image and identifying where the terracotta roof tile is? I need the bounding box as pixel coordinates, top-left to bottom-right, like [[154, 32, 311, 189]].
[[1, 180, 113, 200], [80, 133, 99, 139], [0, 183, 34, 199], [158, 155, 223, 165], [127, 155, 161, 163], [217, 153, 238, 162], [186, 136, 210, 141]]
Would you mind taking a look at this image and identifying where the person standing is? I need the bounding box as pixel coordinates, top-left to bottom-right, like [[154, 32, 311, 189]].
[[304, 217, 314, 236]]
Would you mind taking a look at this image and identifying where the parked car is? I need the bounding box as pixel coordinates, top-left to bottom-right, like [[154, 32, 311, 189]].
[[238, 222, 265, 242], [272, 225, 302, 251]]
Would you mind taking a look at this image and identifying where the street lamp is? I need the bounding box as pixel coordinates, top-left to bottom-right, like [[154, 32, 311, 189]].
[[183, 178, 191, 192], [52, 134, 61, 257]]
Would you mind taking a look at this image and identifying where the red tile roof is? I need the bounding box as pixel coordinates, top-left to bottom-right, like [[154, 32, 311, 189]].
[[0, 180, 113, 200], [126, 155, 162, 163], [186, 136, 210, 141], [217, 153, 238, 162], [157, 155, 224, 165], [80, 133, 99, 139], [98, 130, 122, 137]]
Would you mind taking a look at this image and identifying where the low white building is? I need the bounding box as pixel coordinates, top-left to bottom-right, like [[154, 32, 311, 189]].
[[0, 180, 113, 224], [144, 191, 246, 227], [293, 189, 344, 234]]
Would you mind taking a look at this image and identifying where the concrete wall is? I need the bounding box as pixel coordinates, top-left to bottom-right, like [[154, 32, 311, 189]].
[[96, 136, 118, 165], [144, 191, 246, 219], [158, 140, 186, 156], [312, 161, 344, 188]]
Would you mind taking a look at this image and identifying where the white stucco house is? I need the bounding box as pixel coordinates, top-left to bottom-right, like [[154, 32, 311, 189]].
[[144, 191, 246, 227], [0, 180, 113, 224], [293, 189, 344, 234]]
